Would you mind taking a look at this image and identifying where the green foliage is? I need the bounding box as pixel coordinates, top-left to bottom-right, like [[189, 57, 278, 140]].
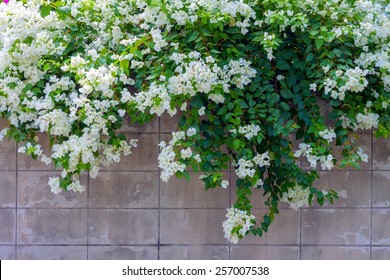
[[0, 0, 389, 242]]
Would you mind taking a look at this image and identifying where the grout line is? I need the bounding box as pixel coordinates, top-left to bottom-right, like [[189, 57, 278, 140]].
[[8, 206, 390, 210], [3, 243, 384, 247]]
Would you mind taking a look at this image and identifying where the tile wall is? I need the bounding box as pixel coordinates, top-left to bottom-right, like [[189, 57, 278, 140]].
[[0, 116, 389, 259]]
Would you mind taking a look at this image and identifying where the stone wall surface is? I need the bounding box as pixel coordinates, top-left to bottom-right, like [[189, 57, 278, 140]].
[[0, 116, 389, 260]]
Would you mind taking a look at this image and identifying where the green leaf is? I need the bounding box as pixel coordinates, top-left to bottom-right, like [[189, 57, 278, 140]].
[[236, 99, 248, 109], [261, 222, 268, 232], [268, 93, 280, 105], [276, 61, 290, 70], [187, 31, 199, 43], [40, 5, 52, 18], [182, 171, 191, 181], [328, 110, 340, 120], [58, 6, 71, 16], [286, 75, 297, 88], [317, 196, 325, 206], [217, 106, 228, 116], [317, 146, 326, 154], [280, 89, 293, 99], [306, 53, 315, 62], [120, 60, 130, 75], [43, 63, 51, 72], [315, 38, 325, 49], [62, 42, 75, 55], [134, 50, 143, 60], [263, 215, 271, 226], [233, 139, 242, 150], [280, 102, 290, 111]]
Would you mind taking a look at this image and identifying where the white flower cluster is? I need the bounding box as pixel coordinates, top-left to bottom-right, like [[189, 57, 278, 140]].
[[48, 174, 85, 194], [132, 52, 255, 116], [165, 0, 256, 34], [0, 128, 8, 141], [234, 158, 255, 179], [234, 151, 270, 179], [294, 143, 334, 170], [356, 112, 380, 130], [323, 67, 369, 100], [280, 185, 311, 211], [222, 207, 255, 244], [225, 59, 258, 89], [230, 123, 261, 140], [132, 82, 176, 117], [340, 109, 380, 131], [18, 142, 43, 157], [50, 134, 138, 184], [158, 142, 186, 183], [357, 147, 369, 163], [318, 128, 336, 143], [36, 109, 72, 137], [158, 130, 202, 182], [221, 180, 229, 189], [168, 52, 222, 96]]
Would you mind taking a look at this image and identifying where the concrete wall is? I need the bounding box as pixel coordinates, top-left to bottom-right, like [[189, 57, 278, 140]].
[[0, 115, 389, 260]]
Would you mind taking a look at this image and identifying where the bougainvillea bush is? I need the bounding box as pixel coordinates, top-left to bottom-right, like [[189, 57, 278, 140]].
[[0, 0, 389, 243]]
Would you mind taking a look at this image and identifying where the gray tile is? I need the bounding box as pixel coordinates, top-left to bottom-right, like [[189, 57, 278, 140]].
[[88, 246, 157, 260], [372, 247, 390, 260], [230, 246, 299, 260], [16, 246, 87, 260], [230, 186, 269, 209], [89, 209, 158, 245], [372, 209, 390, 245], [301, 246, 370, 260], [0, 139, 16, 171], [373, 137, 390, 170], [0, 209, 15, 244], [313, 171, 371, 207], [17, 209, 87, 245], [302, 209, 370, 245], [161, 113, 181, 133], [160, 209, 227, 245], [0, 172, 16, 207], [373, 171, 390, 207], [17, 134, 55, 170], [160, 245, 229, 260], [161, 173, 229, 208], [89, 172, 158, 208], [17, 172, 88, 208], [0, 246, 15, 259], [118, 115, 159, 133], [230, 175, 291, 209], [103, 134, 159, 171], [237, 209, 300, 245]]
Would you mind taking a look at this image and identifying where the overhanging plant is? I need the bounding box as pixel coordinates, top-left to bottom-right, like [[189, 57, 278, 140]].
[[0, 0, 389, 243]]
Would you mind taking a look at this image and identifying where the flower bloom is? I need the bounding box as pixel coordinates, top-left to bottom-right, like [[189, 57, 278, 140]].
[[281, 185, 311, 210], [223, 208, 255, 244]]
